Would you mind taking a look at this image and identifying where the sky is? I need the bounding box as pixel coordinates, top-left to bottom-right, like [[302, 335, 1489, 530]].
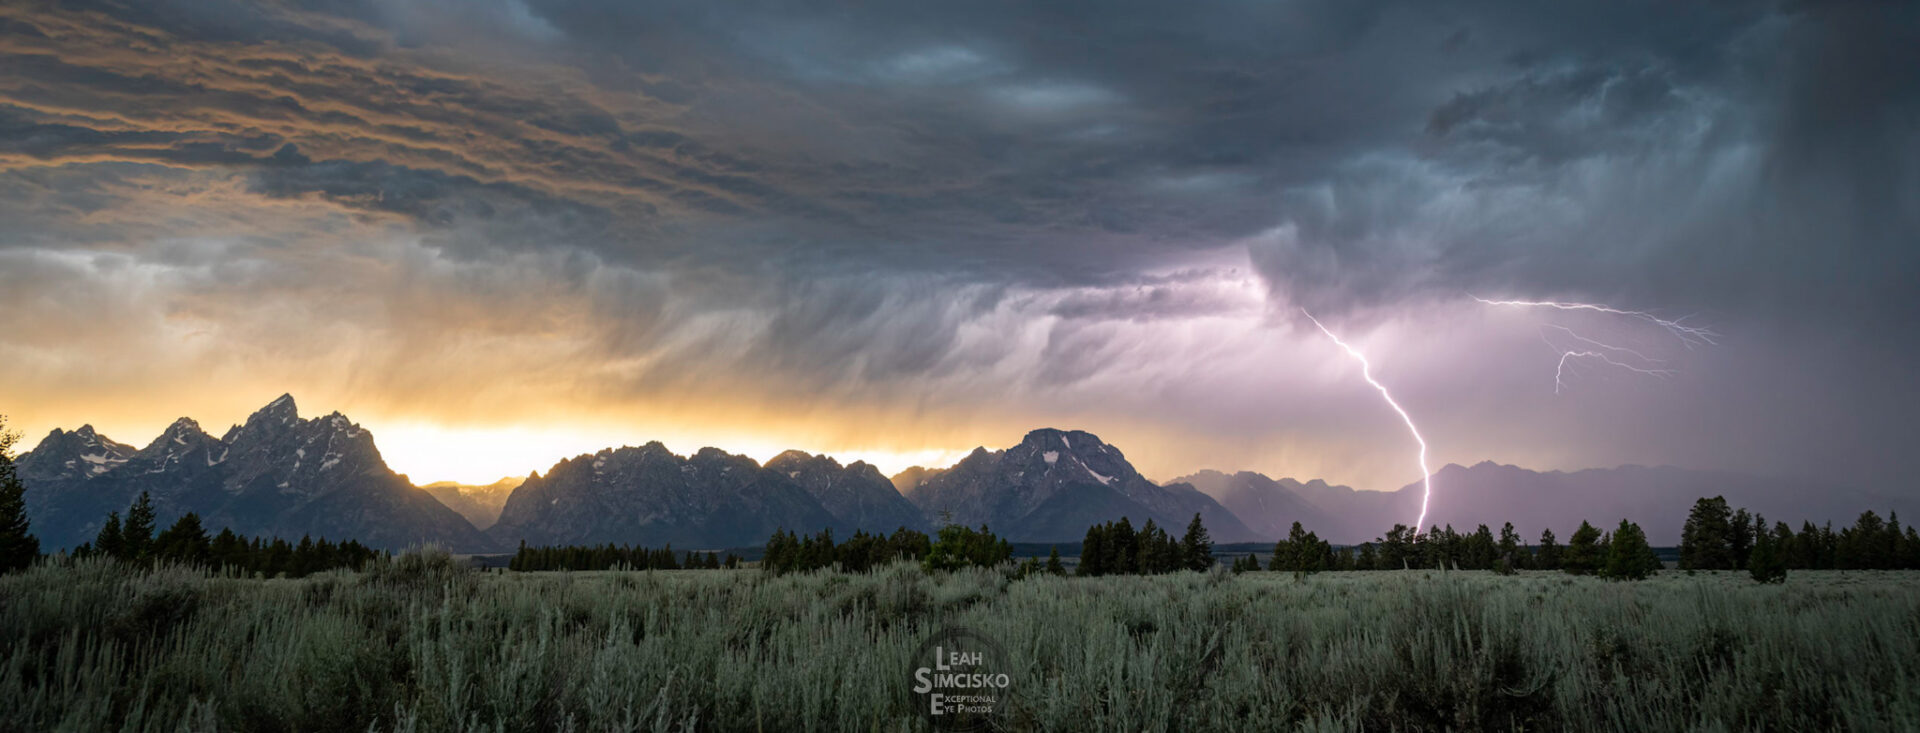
[[0, 0, 1914, 492]]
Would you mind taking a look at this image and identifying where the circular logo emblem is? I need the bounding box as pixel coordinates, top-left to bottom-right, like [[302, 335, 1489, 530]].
[[908, 625, 1015, 731]]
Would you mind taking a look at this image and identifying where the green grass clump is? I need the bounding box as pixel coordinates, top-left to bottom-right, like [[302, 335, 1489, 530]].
[[2, 554, 1918, 731]]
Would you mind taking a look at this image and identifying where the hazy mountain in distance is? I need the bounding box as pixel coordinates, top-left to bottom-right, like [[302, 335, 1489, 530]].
[[889, 465, 946, 494], [905, 429, 1258, 542], [1172, 470, 1343, 542], [420, 477, 525, 531], [488, 443, 847, 549], [16, 395, 496, 552], [1217, 461, 1919, 545], [765, 450, 929, 534]]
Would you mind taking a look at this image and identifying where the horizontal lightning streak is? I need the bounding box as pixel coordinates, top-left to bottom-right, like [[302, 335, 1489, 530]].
[[1472, 295, 1720, 348]]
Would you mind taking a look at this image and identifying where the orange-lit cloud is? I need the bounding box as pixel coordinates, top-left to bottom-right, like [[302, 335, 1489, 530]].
[[1, 0, 1914, 496]]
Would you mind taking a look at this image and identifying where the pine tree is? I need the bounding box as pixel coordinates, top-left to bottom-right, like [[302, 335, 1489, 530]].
[[1838, 510, 1887, 569], [1078, 523, 1106, 576], [1890, 513, 1909, 570], [1467, 524, 1497, 570], [1564, 521, 1603, 575], [210, 528, 245, 571], [1749, 518, 1788, 584], [0, 421, 39, 573], [1904, 526, 1920, 570], [1045, 545, 1065, 575], [1679, 496, 1734, 570], [1180, 513, 1213, 572], [154, 512, 211, 565], [1137, 519, 1163, 573], [1600, 519, 1657, 580], [1536, 528, 1562, 570], [1794, 521, 1824, 569], [1357, 542, 1378, 571], [1109, 518, 1137, 574], [1730, 508, 1754, 569], [1496, 522, 1522, 570], [95, 512, 126, 561], [122, 492, 157, 562], [1271, 522, 1298, 573]]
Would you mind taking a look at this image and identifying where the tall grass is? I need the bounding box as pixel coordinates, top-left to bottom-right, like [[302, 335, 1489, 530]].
[[3, 555, 1918, 731]]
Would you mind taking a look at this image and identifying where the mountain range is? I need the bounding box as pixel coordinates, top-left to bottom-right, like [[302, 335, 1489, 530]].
[[15, 395, 1912, 552], [16, 395, 490, 552], [902, 429, 1256, 542], [1172, 462, 1916, 545]]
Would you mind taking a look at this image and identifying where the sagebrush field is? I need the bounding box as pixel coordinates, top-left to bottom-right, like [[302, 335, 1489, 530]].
[[3, 552, 1918, 732]]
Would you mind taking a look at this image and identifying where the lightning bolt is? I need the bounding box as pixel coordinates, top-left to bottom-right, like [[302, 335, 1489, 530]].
[[1302, 309, 1433, 534], [1472, 295, 1720, 347], [1476, 295, 1715, 393], [1541, 325, 1675, 394]]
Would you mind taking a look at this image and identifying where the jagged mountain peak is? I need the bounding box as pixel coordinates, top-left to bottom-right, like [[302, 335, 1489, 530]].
[[909, 429, 1256, 541], [1018, 427, 1113, 453], [631, 441, 673, 456], [766, 449, 824, 468], [222, 394, 304, 446], [690, 446, 747, 462], [760, 449, 925, 533], [19, 424, 137, 482], [765, 450, 886, 480], [15, 394, 492, 552], [161, 416, 203, 435], [263, 392, 297, 414], [998, 428, 1137, 490], [490, 440, 845, 548], [136, 417, 217, 457], [159, 416, 209, 439]]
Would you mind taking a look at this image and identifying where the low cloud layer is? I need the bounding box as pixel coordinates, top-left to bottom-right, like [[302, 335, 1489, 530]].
[[0, 1, 1913, 492]]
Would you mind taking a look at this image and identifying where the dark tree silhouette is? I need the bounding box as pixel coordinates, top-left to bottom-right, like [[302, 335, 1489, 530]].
[[1564, 521, 1604, 575], [1680, 496, 1735, 570], [1181, 513, 1214, 572], [0, 420, 39, 573], [1749, 518, 1789, 584], [122, 492, 156, 562], [1600, 519, 1659, 581]]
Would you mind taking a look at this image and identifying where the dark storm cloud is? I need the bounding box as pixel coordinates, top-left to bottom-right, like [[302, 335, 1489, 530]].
[[0, 0, 1915, 490]]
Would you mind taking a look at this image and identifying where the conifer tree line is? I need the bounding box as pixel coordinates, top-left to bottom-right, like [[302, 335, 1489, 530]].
[[508, 541, 739, 571], [67, 491, 383, 576], [1250, 518, 1655, 578], [1679, 496, 1920, 577], [761, 527, 934, 574], [1075, 513, 1215, 576]]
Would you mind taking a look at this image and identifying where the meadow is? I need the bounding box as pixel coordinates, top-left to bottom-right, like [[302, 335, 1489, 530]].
[[3, 552, 1918, 732]]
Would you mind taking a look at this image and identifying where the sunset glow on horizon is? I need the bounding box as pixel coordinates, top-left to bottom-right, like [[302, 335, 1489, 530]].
[[0, 1, 1912, 495]]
